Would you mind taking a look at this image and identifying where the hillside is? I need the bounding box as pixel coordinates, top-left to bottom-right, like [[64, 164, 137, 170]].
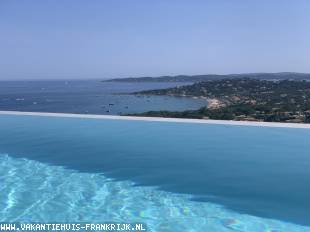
[[104, 72, 310, 82], [129, 78, 310, 123]]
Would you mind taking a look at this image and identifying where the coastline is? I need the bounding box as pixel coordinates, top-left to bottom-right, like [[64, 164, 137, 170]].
[[0, 110, 310, 129]]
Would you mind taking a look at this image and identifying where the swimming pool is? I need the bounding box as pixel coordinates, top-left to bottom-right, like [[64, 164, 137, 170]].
[[0, 113, 310, 231]]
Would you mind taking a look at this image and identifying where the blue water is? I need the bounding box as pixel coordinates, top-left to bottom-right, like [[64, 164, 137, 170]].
[[0, 80, 206, 114], [0, 115, 310, 231]]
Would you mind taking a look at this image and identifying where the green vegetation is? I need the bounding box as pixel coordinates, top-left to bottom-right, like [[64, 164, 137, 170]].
[[104, 72, 310, 83], [129, 78, 310, 123]]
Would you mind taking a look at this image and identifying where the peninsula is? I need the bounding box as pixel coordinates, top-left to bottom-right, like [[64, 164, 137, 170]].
[[104, 72, 310, 83], [129, 78, 310, 123]]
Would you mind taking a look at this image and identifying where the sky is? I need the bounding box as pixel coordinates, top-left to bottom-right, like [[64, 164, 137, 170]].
[[0, 0, 309, 80]]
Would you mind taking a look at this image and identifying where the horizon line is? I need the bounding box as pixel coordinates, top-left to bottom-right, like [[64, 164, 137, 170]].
[[1, 71, 310, 81]]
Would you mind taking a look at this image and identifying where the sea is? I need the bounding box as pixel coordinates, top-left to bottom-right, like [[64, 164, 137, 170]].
[[0, 80, 207, 114]]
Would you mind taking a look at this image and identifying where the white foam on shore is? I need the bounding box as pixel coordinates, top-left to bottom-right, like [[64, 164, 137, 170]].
[[1, 110, 310, 129]]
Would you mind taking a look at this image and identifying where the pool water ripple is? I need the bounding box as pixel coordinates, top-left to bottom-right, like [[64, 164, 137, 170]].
[[1, 154, 309, 232]]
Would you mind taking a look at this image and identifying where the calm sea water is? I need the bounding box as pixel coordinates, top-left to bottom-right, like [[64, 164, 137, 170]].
[[0, 80, 206, 114], [0, 114, 310, 231]]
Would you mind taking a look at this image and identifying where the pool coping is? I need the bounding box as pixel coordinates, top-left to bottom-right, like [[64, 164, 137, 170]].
[[1, 110, 310, 129]]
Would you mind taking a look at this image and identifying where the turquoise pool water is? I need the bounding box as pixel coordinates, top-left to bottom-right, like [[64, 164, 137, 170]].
[[0, 114, 310, 231]]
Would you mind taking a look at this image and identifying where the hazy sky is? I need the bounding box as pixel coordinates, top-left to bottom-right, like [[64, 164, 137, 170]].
[[0, 0, 309, 80]]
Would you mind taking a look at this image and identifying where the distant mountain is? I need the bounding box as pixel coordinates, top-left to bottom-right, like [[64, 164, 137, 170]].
[[104, 72, 310, 82]]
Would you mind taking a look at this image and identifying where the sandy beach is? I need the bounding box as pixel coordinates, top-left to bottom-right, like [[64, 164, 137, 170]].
[[0, 110, 310, 129], [206, 98, 223, 109]]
